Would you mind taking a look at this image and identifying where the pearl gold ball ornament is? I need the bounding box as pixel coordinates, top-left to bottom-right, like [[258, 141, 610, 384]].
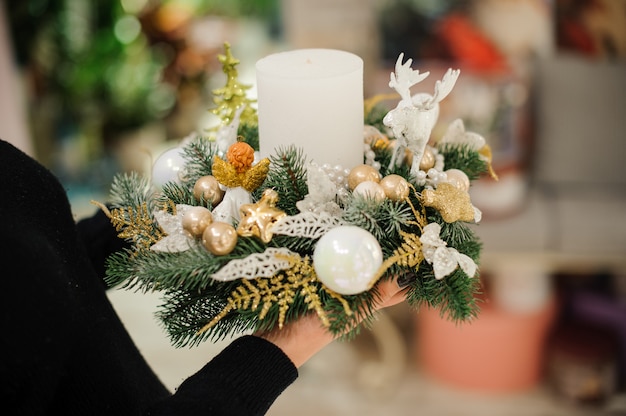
[[445, 168, 470, 191], [379, 174, 410, 201], [347, 164, 381, 190], [313, 226, 383, 295], [182, 206, 213, 238], [419, 147, 436, 171], [353, 181, 386, 202], [202, 221, 238, 256], [193, 175, 224, 206]]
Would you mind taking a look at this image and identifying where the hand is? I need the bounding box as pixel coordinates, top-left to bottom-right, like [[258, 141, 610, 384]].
[[256, 277, 408, 368]]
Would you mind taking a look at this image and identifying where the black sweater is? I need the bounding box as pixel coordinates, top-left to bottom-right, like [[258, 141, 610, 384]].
[[0, 140, 298, 415]]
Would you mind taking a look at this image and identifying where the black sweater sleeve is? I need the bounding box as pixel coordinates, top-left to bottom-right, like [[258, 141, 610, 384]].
[[147, 336, 298, 416], [0, 139, 298, 415]]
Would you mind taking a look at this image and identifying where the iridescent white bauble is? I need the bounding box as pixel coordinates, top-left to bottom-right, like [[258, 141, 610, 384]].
[[152, 147, 186, 188], [445, 168, 470, 191], [313, 226, 383, 295]]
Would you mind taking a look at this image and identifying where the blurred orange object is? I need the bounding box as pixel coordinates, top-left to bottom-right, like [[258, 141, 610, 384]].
[[415, 294, 558, 393], [435, 14, 510, 74]]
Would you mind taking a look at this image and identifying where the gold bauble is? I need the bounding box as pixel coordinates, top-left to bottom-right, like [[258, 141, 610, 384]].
[[363, 125, 385, 145], [379, 174, 410, 201], [182, 206, 213, 238], [419, 147, 436, 171], [353, 181, 386, 202], [364, 125, 391, 151], [193, 175, 224, 206], [445, 169, 470, 192], [202, 221, 238, 255], [347, 164, 381, 191]]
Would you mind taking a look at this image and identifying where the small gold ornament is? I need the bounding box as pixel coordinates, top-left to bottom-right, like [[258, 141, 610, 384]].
[[379, 174, 410, 201], [193, 175, 224, 206], [422, 182, 475, 223], [419, 146, 436, 171], [347, 164, 381, 190], [353, 181, 386, 202], [479, 144, 499, 180], [445, 168, 470, 192], [202, 221, 238, 255], [237, 189, 287, 243], [182, 206, 213, 238], [363, 125, 389, 148], [363, 125, 390, 152]]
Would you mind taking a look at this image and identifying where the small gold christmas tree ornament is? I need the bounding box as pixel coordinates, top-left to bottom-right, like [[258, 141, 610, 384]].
[[210, 42, 258, 128]]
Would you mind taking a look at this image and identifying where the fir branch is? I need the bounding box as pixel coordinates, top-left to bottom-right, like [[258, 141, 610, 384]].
[[108, 171, 156, 211], [437, 219, 483, 262], [238, 122, 259, 151], [259, 145, 309, 215], [406, 264, 481, 322], [341, 196, 414, 251], [180, 136, 218, 184], [438, 143, 488, 180], [105, 246, 233, 292], [156, 289, 247, 347], [159, 181, 196, 207]]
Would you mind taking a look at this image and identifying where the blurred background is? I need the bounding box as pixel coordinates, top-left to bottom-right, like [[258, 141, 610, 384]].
[[2, 0, 626, 414]]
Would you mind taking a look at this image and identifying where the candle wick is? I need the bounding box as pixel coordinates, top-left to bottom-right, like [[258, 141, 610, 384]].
[[305, 58, 312, 64]]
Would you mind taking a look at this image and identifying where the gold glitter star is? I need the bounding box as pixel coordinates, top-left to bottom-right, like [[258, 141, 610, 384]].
[[237, 189, 287, 243], [421, 182, 475, 223]]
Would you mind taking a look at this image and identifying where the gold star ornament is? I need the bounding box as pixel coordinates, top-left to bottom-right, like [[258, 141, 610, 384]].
[[421, 182, 476, 223], [237, 189, 287, 243]]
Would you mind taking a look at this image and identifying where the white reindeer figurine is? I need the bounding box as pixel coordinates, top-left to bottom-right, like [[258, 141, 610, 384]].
[[383, 54, 460, 175]]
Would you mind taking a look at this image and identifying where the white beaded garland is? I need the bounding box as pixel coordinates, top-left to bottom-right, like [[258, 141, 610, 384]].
[[320, 163, 351, 189], [313, 226, 383, 295]]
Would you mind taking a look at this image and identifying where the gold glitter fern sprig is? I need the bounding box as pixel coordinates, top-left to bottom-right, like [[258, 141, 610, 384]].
[[92, 201, 162, 251], [196, 254, 352, 335]]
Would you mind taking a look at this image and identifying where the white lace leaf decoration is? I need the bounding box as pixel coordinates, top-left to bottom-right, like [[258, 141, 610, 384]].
[[210, 247, 295, 282], [419, 222, 477, 280], [272, 211, 345, 240], [439, 118, 486, 151], [151, 204, 200, 253]]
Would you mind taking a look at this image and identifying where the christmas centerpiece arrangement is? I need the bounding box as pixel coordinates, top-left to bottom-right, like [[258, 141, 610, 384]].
[[95, 43, 497, 347]]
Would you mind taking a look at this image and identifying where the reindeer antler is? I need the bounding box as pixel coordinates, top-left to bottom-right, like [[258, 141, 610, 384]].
[[388, 53, 430, 104], [420, 68, 460, 110]]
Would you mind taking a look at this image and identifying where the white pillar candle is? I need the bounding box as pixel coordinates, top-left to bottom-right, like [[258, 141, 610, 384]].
[[256, 49, 364, 170]]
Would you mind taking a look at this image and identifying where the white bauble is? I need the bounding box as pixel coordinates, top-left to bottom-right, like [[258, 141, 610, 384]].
[[152, 147, 186, 188], [313, 226, 383, 295]]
